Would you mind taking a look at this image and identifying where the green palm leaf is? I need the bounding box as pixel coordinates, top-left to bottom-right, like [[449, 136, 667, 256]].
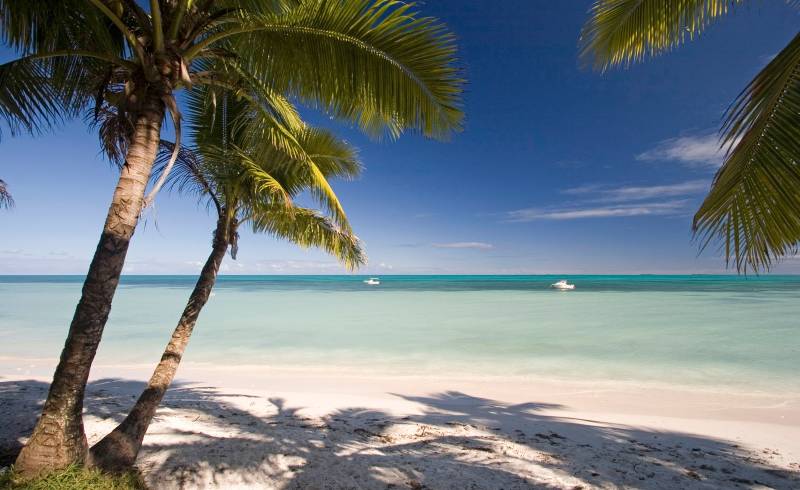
[[231, 145, 294, 206], [0, 57, 68, 136], [189, 0, 464, 139], [187, 70, 310, 164], [0, 0, 126, 138], [694, 33, 800, 272], [187, 83, 357, 230], [251, 204, 366, 270], [0, 0, 118, 53], [580, 0, 742, 70], [299, 128, 362, 181], [581, 0, 800, 272]]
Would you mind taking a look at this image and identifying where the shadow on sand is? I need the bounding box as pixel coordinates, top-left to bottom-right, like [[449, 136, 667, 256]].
[[1, 378, 798, 489]]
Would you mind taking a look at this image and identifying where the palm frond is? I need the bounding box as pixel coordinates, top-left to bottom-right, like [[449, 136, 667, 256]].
[[240, 126, 358, 229], [0, 0, 126, 138], [90, 105, 134, 166], [187, 82, 355, 229], [154, 140, 223, 214], [297, 127, 362, 181], [694, 32, 800, 272], [188, 72, 309, 163], [0, 57, 69, 136], [229, 144, 293, 207], [0, 0, 121, 54], [190, 0, 464, 139], [580, 0, 741, 70], [0, 179, 14, 209], [250, 204, 366, 270], [177, 79, 362, 266]]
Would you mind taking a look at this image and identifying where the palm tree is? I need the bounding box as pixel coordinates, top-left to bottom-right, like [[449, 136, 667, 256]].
[[0, 179, 13, 208], [581, 1, 800, 272], [4, 0, 462, 474], [90, 90, 365, 470]]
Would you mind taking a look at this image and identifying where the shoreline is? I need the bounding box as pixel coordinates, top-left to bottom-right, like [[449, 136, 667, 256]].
[[4, 356, 799, 399]]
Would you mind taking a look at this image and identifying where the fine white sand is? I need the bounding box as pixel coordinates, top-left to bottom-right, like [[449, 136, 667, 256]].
[[1, 362, 799, 489]]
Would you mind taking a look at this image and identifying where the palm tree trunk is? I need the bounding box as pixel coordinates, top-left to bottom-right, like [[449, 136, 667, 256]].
[[15, 94, 165, 476], [89, 217, 230, 471]]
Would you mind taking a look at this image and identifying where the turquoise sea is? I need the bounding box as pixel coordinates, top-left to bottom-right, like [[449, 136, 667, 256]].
[[1, 275, 798, 393]]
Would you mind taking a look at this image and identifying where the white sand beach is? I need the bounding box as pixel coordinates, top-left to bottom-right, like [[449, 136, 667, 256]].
[[2, 362, 799, 489]]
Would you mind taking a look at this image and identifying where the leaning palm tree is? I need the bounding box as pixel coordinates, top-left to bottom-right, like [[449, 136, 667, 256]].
[[90, 90, 365, 470], [581, 1, 800, 272], [4, 0, 462, 474], [0, 179, 13, 209]]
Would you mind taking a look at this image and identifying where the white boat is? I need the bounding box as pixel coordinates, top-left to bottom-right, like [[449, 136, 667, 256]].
[[363, 277, 380, 285], [550, 279, 575, 290]]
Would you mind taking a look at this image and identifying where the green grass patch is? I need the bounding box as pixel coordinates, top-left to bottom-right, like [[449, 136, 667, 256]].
[[0, 464, 146, 490]]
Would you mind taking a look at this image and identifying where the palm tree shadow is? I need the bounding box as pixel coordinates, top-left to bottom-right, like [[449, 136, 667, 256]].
[[389, 391, 800, 488], [1, 379, 798, 489]]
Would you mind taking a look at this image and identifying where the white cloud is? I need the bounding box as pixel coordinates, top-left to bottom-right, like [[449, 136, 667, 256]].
[[506, 179, 705, 221], [507, 200, 689, 221], [432, 242, 494, 250], [563, 180, 708, 202], [637, 134, 726, 168]]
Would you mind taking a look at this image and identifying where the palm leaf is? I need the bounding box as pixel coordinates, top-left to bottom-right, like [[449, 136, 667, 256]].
[[244, 126, 360, 229], [0, 0, 119, 54], [694, 33, 800, 272], [250, 204, 366, 269], [0, 57, 68, 136], [188, 70, 310, 163], [0, 0, 126, 137], [229, 145, 294, 207], [154, 141, 222, 213], [580, 0, 742, 70], [298, 127, 362, 180], [189, 0, 464, 139], [188, 83, 357, 230]]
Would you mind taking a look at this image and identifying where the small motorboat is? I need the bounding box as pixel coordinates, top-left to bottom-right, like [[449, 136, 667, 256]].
[[363, 277, 380, 286], [550, 279, 575, 290]]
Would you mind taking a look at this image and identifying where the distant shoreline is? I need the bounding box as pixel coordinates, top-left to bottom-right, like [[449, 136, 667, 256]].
[[5, 273, 800, 277]]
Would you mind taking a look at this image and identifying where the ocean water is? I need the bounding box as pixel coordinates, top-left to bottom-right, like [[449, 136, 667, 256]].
[[0, 275, 798, 393]]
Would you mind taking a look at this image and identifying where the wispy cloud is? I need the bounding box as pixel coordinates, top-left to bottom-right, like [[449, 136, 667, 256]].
[[563, 180, 708, 202], [432, 242, 494, 250], [506, 179, 706, 222], [507, 200, 689, 221], [637, 134, 726, 168]]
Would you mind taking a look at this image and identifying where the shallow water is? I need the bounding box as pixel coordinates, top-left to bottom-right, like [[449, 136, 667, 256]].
[[1, 275, 798, 393]]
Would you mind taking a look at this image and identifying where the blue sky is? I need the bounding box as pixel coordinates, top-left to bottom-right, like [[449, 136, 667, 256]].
[[2, 1, 800, 275]]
